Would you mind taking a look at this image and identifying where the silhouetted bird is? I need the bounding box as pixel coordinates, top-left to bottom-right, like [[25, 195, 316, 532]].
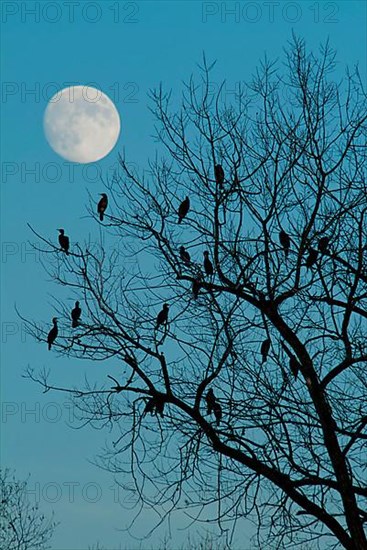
[[305, 248, 318, 269], [47, 318, 58, 350], [179, 246, 191, 265], [260, 338, 271, 363], [289, 356, 300, 379], [318, 237, 329, 254], [214, 164, 225, 187], [71, 301, 81, 328], [155, 398, 165, 418], [143, 397, 156, 416], [213, 401, 222, 426], [156, 303, 169, 329], [143, 396, 165, 418], [97, 193, 108, 221], [177, 197, 190, 224], [203, 251, 214, 276], [279, 230, 290, 257], [206, 388, 216, 415], [58, 229, 69, 255], [281, 341, 300, 380], [192, 278, 201, 299]]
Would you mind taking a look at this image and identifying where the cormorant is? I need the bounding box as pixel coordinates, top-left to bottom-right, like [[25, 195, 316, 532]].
[[206, 388, 216, 415], [281, 341, 300, 380], [71, 301, 81, 328], [192, 278, 201, 299], [156, 303, 169, 329], [179, 246, 191, 265], [97, 193, 108, 221], [47, 318, 58, 350], [143, 396, 165, 418], [143, 397, 156, 416], [58, 229, 69, 255], [318, 237, 329, 254], [260, 338, 271, 363], [203, 251, 214, 276], [279, 230, 290, 257], [214, 164, 225, 187], [155, 398, 165, 418], [305, 248, 318, 268], [213, 401, 222, 426], [289, 356, 300, 379], [178, 197, 190, 224]]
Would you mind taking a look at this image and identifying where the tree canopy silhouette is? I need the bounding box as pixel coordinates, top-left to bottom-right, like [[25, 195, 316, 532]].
[[0, 469, 57, 550], [24, 37, 367, 549]]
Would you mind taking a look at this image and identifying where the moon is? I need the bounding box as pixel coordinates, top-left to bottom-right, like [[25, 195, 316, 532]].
[[43, 86, 120, 163]]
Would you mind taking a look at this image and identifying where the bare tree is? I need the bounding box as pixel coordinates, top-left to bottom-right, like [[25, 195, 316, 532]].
[[0, 469, 57, 550], [23, 37, 367, 549]]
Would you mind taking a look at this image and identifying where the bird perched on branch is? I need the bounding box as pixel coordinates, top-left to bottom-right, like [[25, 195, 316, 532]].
[[214, 164, 225, 188], [97, 193, 108, 221], [179, 246, 191, 265], [156, 303, 169, 329], [206, 388, 216, 415], [192, 277, 201, 299], [205, 388, 222, 425], [47, 318, 58, 350], [177, 196, 190, 224], [203, 251, 214, 276], [289, 356, 300, 379], [143, 397, 155, 416], [213, 401, 222, 426], [71, 301, 81, 328], [318, 237, 330, 254], [279, 230, 291, 258], [305, 248, 318, 268], [58, 229, 69, 255], [143, 396, 165, 418], [260, 338, 271, 363], [281, 342, 301, 380]]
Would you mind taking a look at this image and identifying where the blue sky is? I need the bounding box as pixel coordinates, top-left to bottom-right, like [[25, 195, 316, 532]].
[[1, 1, 366, 549]]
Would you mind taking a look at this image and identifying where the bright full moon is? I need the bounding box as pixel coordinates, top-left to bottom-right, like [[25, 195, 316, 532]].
[[43, 86, 120, 163]]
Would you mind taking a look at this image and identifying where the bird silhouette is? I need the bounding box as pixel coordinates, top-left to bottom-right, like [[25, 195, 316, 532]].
[[281, 342, 300, 380], [206, 388, 216, 415], [97, 193, 108, 221], [177, 197, 190, 224], [143, 397, 156, 416], [289, 356, 300, 379], [47, 317, 58, 350], [213, 401, 222, 426], [260, 338, 271, 363], [305, 248, 318, 268], [179, 246, 191, 265], [279, 230, 290, 257], [58, 229, 69, 255], [214, 164, 225, 187], [318, 237, 329, 254], [154, 398, 165, 418], [143, 396, 165, 418], [156, 303, 169, 329], [192, 278, 201, 299], [71, 301, 81, 328], [205, 389, 222, 425], [203, 251, 214, 276]]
